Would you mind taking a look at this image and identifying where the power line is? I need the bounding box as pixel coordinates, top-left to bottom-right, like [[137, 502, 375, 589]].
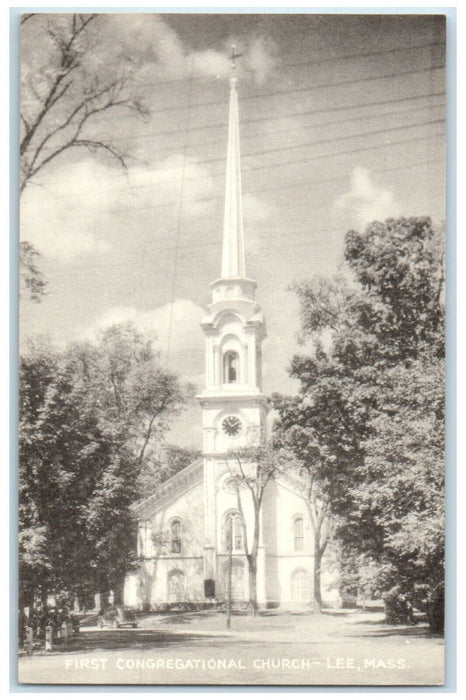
[[30, 64, 445, 149], [31, 89, 446, 186], [70, 40, 440, 92], [34, 103, 445, 199], [203, 118, 446, 169], [35, 157, 444, 281], [35, 86, 446, 160], [100, 120, 448, 207], [166, 61, 194, 365], [32, 113, 445, 198], [118, 65, 445, 118], [26, 126, 444, 223], [45, 98, 444, 159]]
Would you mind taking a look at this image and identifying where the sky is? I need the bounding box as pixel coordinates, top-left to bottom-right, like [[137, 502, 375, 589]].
[[20, 12, 446, 449]]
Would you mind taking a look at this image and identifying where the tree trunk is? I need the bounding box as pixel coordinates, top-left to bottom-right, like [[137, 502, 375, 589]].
[[426, 588, 444, 634], [247, 557, 258, 616], [112, 578, 125, 605], [313, 537, 323, 614], [226, 521, 232, 628]]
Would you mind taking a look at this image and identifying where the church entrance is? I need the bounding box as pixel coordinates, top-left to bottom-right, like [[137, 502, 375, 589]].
[[223, 558, 246, 601], [291, 569, 311, 603], [168, 569, 186, 602]]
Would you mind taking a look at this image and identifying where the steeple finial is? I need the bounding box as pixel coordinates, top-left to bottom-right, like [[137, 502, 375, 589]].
[[221, 46, 246, 278], [229, 45, 243, 80]]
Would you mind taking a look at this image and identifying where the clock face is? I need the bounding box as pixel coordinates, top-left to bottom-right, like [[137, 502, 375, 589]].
[[221, 415, 242, 437]]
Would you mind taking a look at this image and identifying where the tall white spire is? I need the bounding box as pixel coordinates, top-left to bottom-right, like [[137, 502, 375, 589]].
[[221, 69, 246, 279]]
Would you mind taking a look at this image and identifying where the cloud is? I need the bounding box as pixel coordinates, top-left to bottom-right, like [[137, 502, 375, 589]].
[[190, 49, 230, 79], [20, 160, 115, 262], [21, 153, 217, 263], [245, 36, 277, 85], [99, 15, 276, 85], [82, 299, 206, 382], [334, 167, 401, 229], [243, 193, 276, 223], [129, 154, 217, 218]]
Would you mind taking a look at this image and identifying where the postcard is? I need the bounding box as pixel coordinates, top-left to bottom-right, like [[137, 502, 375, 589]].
[[18, 11, 446, 686]]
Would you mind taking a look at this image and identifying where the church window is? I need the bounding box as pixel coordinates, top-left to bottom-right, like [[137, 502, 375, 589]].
[[294, 517, 304, 551], [225, 512, 243, 551], [223, 350, 239, 383], [170, 519, 182, 554]]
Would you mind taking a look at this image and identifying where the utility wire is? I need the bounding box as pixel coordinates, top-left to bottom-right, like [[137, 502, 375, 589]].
[[111, 65, 445, 118], [27, 126, 444, 222], [37, 97, 445, 159], [88, 41, 443, 93], [165, 60, 194, 366], [36, 157, 444, 281], [32, 111, 445, 194]]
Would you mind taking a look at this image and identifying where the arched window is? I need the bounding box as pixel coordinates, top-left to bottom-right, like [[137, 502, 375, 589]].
[[225, 512, 243, 551], [294, 517, 304, 551], [170, 519, 182, 554], [223, 351, 239, 384]]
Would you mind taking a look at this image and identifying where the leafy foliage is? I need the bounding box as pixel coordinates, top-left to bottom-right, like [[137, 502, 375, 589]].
[[19, 242, 47, 303], [19, 323, 193, 606], [274, 217, 445, 629]]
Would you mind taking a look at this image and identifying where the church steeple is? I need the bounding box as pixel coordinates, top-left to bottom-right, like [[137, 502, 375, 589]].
[[221, 72, 246, 278], [200, 52, 266, 407]]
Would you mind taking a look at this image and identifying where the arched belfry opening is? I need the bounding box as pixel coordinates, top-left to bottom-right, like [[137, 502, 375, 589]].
[[223, 350, 239, 384]]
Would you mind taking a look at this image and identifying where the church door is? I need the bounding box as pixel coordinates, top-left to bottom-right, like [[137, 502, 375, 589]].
[[291, 569, 311, 602], [168, 570, 186, 602], [223, 558, 246, 601]]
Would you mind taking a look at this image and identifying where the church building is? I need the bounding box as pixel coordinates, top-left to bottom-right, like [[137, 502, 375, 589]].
[[124, 68, 336, 610]]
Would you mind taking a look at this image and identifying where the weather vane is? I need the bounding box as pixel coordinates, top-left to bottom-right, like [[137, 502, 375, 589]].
[[229, 44, 243, 73]]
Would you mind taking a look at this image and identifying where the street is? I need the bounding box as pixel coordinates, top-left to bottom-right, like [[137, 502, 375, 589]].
[[18, 609, 445, 686]]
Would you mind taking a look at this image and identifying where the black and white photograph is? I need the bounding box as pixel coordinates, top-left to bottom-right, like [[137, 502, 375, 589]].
[[17, 10, 447, 686]]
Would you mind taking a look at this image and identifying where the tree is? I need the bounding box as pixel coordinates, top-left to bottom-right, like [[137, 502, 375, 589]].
[[276, 217, 445, 629], [20, 13, 149, 300], [347, 353, 444, 628], [136, 444, 202, 495], [19, 323, 194, 608], [225, 441, 283, 616], [20, 13, 148, 193], [271, 399, 338, 613]]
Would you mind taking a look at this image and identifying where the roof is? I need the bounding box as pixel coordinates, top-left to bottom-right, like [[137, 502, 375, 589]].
[[130, 458, 203, 519]]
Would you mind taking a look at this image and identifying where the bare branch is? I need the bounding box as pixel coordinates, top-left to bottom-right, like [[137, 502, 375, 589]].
[[20, 113, 31, 135], [28, 100, 86, 171], [20, 13, 97, 159], [20, 14, 148, 193]]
